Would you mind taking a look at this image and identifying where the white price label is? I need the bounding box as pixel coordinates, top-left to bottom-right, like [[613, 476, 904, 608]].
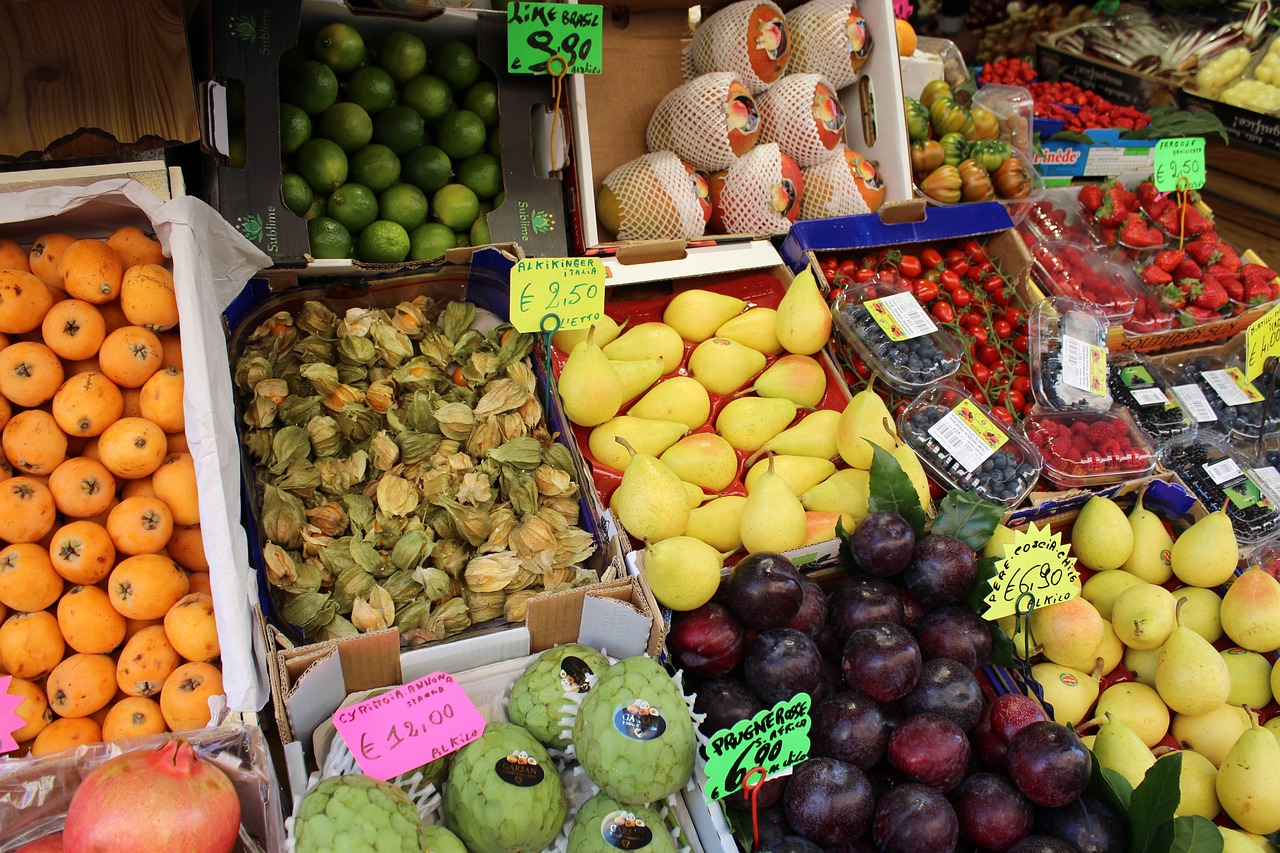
[[1172, 384, 1218, 423], [1062, 335, 1106, 395], [929, 410, 997, 472], [866, 292, 938, 341], [1205, 457, 1245, 485], [1202, 370, 1254, 407], [1130, 387, 1169, 407], [1251, 465, 1280, 498]]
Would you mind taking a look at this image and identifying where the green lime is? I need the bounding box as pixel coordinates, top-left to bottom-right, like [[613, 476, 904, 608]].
[[349, 143, 402, 192], [476, 199, 493, 215], [432, 183, 480, 231], [357, 220, 411, 263], [434, 41, 480, 93], [308, 216, 353, 259], [280, 104, 312, 156], [304, 195, 326, 221], [314, 23, 366, 73], [228, 130, 247, 169], [281, 172, 314, 217], [317, 102, 373, 152], [372, 105, 426, 154], [493, 190, 505, 209], [436, 110, 486, 159], [402, 75, 455, 124], [279, 44, 312, 78], [455, 232, 470, 248], [378, 31, 428, 83], [462, 81, 499, 128], [344, 65, 397, 114], [470, 214, 491, 247], [296, 138, 349, 193], [486, 127, 502, 158], [401, 145, 452, 194], [456, 153, 502, 200], [283, 60, 340, 117], [408, 222, 457, 261], [379, 183, 429, 231], [327, 183, 380, 233]]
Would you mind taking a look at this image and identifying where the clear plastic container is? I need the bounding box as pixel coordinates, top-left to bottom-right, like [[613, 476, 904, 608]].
[[972, 84, 1035, 157], [914, 149, 1045, 227], [1029, 296, 1113, 413], [898, 384, 1043, 506], [1018, 190, 1095, 246], [830, 276, 963, 395], [1163, 352, 1280, 444], [1030, 238, 1140, 325], [1159, 431, 1280, 546], [1022, 408, 1157, 489], [1107, 353, 1195, 443]]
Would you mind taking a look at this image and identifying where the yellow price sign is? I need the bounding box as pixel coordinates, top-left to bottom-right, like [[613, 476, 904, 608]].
[[982, 522, 1080, 621], [509, 258, 605, 334], [1245, 301, 1280, 381]]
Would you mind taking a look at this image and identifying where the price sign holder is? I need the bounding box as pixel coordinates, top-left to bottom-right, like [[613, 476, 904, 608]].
[[1153, 137, 1205, 193], [332, 671, 487, 781], [507, 2, 603, 75], [703, 694, 811, 804]]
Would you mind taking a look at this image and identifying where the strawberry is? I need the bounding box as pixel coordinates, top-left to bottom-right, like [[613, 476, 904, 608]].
[[1192, 275, 1228, 310], [1146, 195, 1174, 218], [1078, 184, 1104, 213], [1156, 208, 1182, 235], [1175, 258, 1203, 279], [1135, 181, 1160, 206], [1159, 281, 1190, 309], [1241, 263, 1279, 286], [1141, 265, 1173, 286], [1206, 262, 1237, 281], [1219, 272, 1244, 301], [1120, 216, 1163, 248], [1181, 205, 1214, 235], [1245, 278, 1278, 304], [1096, 195, 1126, 228], [1154, 249, 1185, 272], [1216, 243, 1242, 272], [1182, 305, 1221, 324], [1116, 187, 1140, 211], [1186, 240, 1220, 266]]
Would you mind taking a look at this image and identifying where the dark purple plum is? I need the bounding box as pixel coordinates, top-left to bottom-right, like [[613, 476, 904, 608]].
[[1033, 795, 1124, 853], [848, 511, 916, 576], [809, 690, 899, 770], [1006, 722, 1091, 808], [722, 774, 787, 811], [668, 603, 745, 678], [915, 606, 994, 670], [829, 579, 905, 640], [951, 773, 1034, 852], [903, 657, 985, 733], [872, 782, 960, 853], [887, 712, 972, 792], [897, 587, 928, 631], [786, 577, 828, 638], [757, 835, 824, 853], [754, 803, 791, 847], [841, 622, 922, 703], [904, 535, 978, 607], [815, 623, 844, 663], [971, 717, 1009, 772], [692, 677, 762, 739], [783, 758, 875, 847], [744, 628, 826, 706], [1007, 836, 1079, 853], [727, 552, 804, 630]]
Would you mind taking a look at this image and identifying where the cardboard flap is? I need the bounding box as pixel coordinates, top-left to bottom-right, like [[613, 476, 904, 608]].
[[578, 592, 651, 659], [614, 239, 690, 265]]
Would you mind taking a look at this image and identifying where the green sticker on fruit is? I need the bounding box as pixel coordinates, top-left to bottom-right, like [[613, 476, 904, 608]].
[[1153, 137, 1205, 193], [703, 694, 811, 803], [1245, 301, 1280, 381], [510, 258, 605, 333], [507, 3, 603, 75], [983, 522, 1079, 621]]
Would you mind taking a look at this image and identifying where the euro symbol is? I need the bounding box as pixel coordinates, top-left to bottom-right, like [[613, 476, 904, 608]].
[[360, 732, 381, 762], [520, 284, 534, 312]]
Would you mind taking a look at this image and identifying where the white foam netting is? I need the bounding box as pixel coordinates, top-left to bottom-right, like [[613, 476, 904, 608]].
[[714, 142, 800, 236], [800, 143, 875, 220], [786, 0, 873, 91], [648, 72, 758, 173], [685, 0, 791, 95], [601, 152, 708, 242], [758, 73, 845, 168]]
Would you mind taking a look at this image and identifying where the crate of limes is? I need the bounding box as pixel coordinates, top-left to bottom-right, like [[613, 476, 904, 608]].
[[280, 20, 505, 264]]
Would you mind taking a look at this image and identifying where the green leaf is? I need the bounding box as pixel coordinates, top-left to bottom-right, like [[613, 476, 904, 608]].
[[1171, 816, 1224, 853], [1049, 130, 1098, 145], [931, 490, 1004, 552], [1120, 107, 1227, 144], [868, 443, 926, 539], [1130, 752, 1183, 853], [965, 556, 1001, 613], [1087, 750, 1133, 817], [986, 619, 1019, 668]]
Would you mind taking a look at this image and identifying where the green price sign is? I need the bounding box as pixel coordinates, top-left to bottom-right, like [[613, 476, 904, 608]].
[[1153, 137, 1206, 193], [509, 257, 605, 333], [507, 2, 603, 75], [703, 694, 811, 803]]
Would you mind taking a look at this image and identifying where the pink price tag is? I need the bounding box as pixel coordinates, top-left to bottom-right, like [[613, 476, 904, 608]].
[[332, 671, 487, 781], [0, 676, 24, 753]]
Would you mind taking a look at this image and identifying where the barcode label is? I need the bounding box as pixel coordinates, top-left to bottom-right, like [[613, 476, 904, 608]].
[[929, 410, 998, 472], [1202, 369, 1254, 407], [864, 292, 938, 341], [1172, 384, 1218, 422], [1205, 457, 1244, 485], [1251, 465, 1280, 497], [1131, 387, 1168, 406], [1062, 335, 1106, 395]]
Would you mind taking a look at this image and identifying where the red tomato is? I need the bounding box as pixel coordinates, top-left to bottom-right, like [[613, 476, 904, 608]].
[[1012, 376, 1031, 395], [982, 276, 1006, 294], [978, 344, 1001, 366], [1013, 361, 1029, 377], [966, 266, 986, 283], [971, 363, 991, 385], [855, 267, 876, 283], [992, 319, 1013, 339], [921, 248, 944, 269], [828, 287, 843, 305], [899, 255, 922, 278], [970, 327, 988, 346], [952, 289, 972, 308], [1013, 334, 1029, 354], [989, 405, 1013, 426], [941, 270, 962, 291], [1004, 308, 1026, 328], [932, 302, 955, 323], [1002, 389, 1025, 412], [915, 280, 938, 302], [960, 311, 982, 330]]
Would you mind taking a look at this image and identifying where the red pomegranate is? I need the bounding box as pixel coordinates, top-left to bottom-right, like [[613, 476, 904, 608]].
[[62, 737, 240, 853]]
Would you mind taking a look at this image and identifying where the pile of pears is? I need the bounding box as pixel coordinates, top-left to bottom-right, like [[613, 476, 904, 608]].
[[995, 490, 1280, 837], [552, 274, 933, 613]]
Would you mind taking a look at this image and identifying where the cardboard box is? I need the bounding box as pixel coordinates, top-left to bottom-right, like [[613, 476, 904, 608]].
[[190, 0, 568, 269], [1184, 90, 1280, 154], [566, 0, 911, 254], [1033, 126, 1158, 181]]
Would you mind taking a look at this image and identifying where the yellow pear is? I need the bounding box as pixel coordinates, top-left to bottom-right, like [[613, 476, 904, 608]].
[[1032, 660, 1100, 727], [716, 307, 783, 355], [750, 354, 828, 407], [756, 409, 840, 460], [642, 535, 726, 611], [589, 416, 689, 472], [1070, 496, 1133, 571], [1171, 504, 1239, 588], [553, 314, 622, 352], [739, 454, 807, 554], [1159, 749, 1219, 820], [1221, 648, 1274, 709], [1081, 570, 1143, 621], [1111, 582, 1177, 651], [684, 482, 710, 509], [1220, 568, 1280, 652], [835, 388, 896, 470], [684, 495, 747, 552], [603, 322, 685, 373], [688, 337, 768, 396], [1217, 709, 1280, 834], [1091, 712, 1156, 789], [610, 437, 690, 543], [716, 397, 798, 452], [1220, 827, 1269, 853], [611, 356, 665, 403], [800, 468, 870, 521], [744, 455, 836, 496], [804, 511, 855, 546], [982, 524, 1017, 560], [1172, 703, 1253, 767], [1177, 585, 1223, 643], [558, 325, 623, 427], [662, 289, 747, 343], [892, 444, 933, 513], [1273, 657, 1280, 711], [1096, 621, 1124, 674], [1095, 681, 1169, 748], [628, 376, 711, 430], [660, 432, 740, 492], [1030, 596, 1106, 672], [775, 267, 832, 355], [1121, 490, 1174, 584]]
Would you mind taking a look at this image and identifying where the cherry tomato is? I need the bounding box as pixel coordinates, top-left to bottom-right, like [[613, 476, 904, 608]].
[[853, 356, 871, 379], [1004, 308, 1026, 328], [1012, 376, 1031, 395], [1013, 361, 1029, 377], [941, 270, 962, 291], [967, 266, 986, 283], [1002, 389, 1026, 412], [855, 267, 877, 283], [892, 400, 909, 419], [921, 248, 944, 269], [971, 389, 987, 404], [989, 405, 1014, 426], [960, 311, 982, 330], [838, 259, 857, 278], [899, 255, 922, 278], [828, 287, 843, 305], [1013, 334, 1029, 354], [915, 280, 938, 302], [923, 269, 942, 283], [952, 289, 972, 308], [970, 327, 988, 346], [992, 319, 1013, 339], [978, 344, 1001, 366], [962, 240, 985, 259], [944, 248, 966, 268], [982, 276, 1006, 294], [971, 363, 991, 385], [932, 302, 955, 323], [991, 288, 1010, 307]]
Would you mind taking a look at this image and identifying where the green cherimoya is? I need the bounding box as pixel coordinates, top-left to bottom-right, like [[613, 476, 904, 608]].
[[422, 824, 469, 853], [509, 643, 612, 749], [293, 775, 426, 853], [568, 792, 678, 853], [571, 655, 696, 804], [443, 721, 567, 853]]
